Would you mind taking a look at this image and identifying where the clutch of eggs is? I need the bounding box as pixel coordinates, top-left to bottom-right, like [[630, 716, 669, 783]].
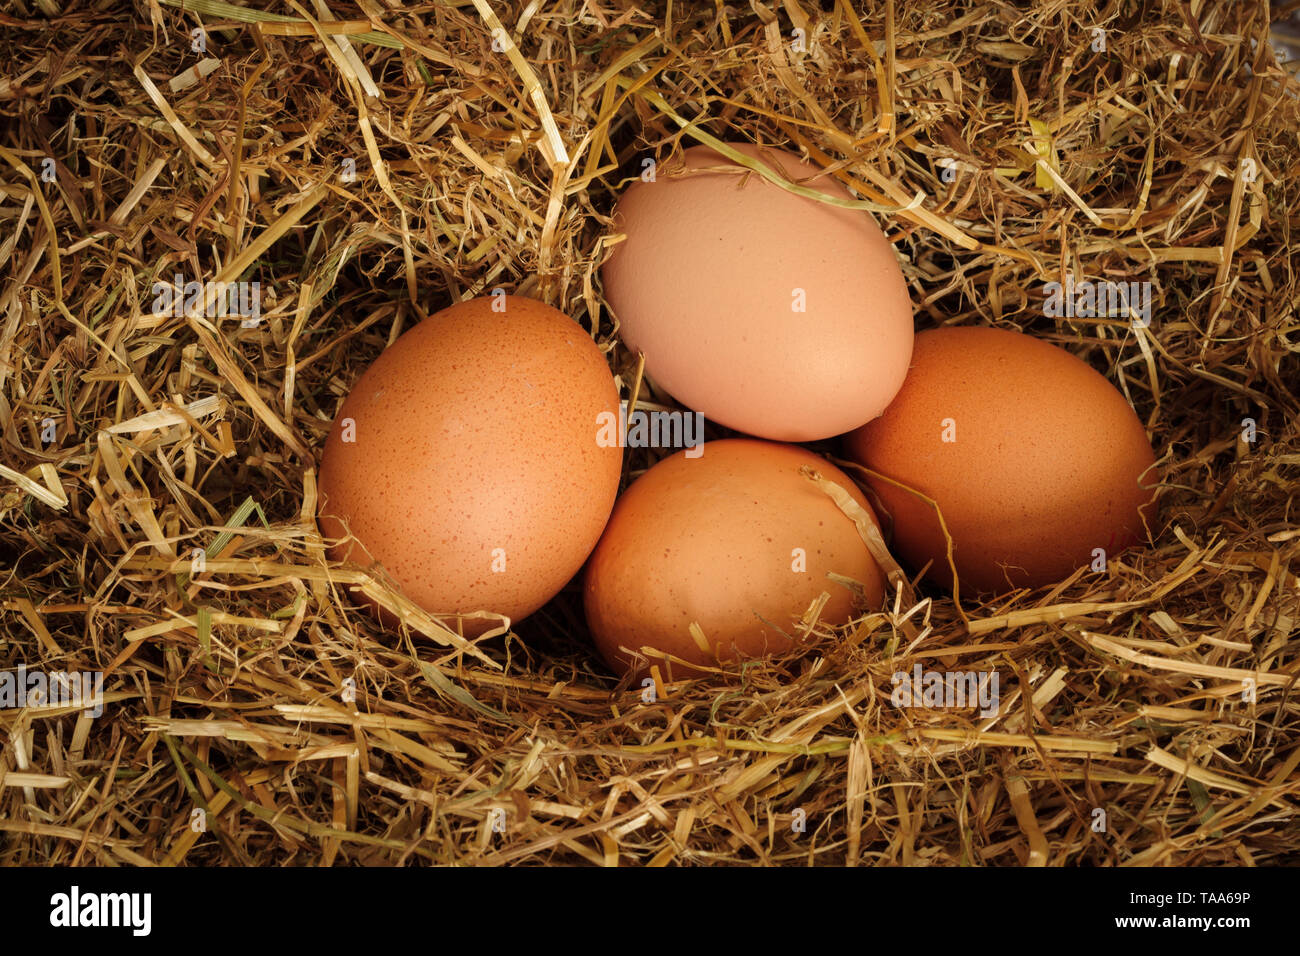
[[313, 137, 1161, 678]]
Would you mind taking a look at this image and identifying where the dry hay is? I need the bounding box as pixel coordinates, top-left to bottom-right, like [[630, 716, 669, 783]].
[[0, 0, 1298, 866]]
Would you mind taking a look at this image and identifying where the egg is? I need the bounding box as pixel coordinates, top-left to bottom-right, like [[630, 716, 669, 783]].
[[317, 294, 622, 634], [583, 439, 887, 677], [601, 142, 913, 442], [843, 326, 1159, 594]]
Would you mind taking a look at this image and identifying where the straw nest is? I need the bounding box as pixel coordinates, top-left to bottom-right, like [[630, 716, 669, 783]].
[[2, 0, 1298, 866]]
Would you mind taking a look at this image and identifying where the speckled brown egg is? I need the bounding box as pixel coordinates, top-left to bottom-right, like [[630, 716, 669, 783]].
[[583, 438, 887, 677], [843, 326, 1159, 594], [317, 295, 622, 634], [601, 142, 914, 442]]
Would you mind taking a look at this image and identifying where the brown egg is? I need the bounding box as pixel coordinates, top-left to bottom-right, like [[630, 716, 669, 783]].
[[843, 326, 1159, 594], [601, 142, 914, 442], [317, 295, 622, 634], [583, 439, 887, 677]]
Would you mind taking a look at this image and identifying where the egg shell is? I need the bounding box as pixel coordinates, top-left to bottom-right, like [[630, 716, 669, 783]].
[[601, 143, 914, 442], [843, 326, 1159, 594], [583, 438, 887, 677], [317, 295, 622, 634]]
